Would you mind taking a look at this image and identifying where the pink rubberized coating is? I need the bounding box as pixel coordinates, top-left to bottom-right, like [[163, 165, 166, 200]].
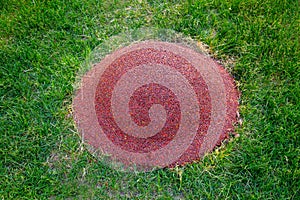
[[73, 41, 239, 170]]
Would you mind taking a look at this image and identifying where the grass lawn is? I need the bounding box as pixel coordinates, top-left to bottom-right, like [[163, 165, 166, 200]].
[[1, 0, 299, 199]]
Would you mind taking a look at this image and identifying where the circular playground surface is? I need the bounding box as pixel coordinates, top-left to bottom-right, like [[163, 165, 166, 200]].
[[73, 41, 239, 171]]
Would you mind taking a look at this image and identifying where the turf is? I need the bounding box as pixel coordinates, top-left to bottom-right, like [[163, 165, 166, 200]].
[[0, 0, 299, 199]]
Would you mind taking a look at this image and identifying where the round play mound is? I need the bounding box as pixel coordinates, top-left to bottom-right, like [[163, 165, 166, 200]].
[[73, 40, 238, 171]]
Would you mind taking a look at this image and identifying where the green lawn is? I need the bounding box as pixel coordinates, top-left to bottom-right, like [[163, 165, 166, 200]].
[[1, 0, 299, 199]]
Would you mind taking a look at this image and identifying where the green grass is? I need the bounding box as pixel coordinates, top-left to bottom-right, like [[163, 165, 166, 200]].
[[1, 0, 299, 199]]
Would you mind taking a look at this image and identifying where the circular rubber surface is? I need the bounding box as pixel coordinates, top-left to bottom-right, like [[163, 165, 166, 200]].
[[73, 41, 239, 170]]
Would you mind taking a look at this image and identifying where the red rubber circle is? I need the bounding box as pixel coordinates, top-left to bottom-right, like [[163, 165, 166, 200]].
[[73, 41, 239, 170]]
